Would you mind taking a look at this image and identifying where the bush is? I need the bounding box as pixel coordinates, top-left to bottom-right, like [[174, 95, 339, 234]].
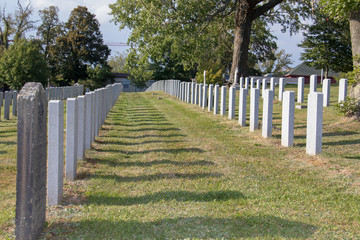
[[336, 97, 359, 117]]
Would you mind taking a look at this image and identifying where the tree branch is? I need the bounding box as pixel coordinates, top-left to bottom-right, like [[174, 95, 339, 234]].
[[252, 0, 284, 20], [204, 0, 232, 22]]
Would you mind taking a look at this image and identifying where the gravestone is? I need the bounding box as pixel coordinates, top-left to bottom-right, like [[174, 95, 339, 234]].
[[12, 91, 18, 116], [214, 85, 220, 115], [262, 89, 274, 138], [281, 91, 295, 147], [15, 82, 47, 240], [4, 91, 10, 119], [256, 79, 261, 89], [297, 77, 304, 103], [279, 78, 284, 101], [228, 86, 236, 119], [220, 86, 227, 116], [262, 78, 267, 98], [250, 78, 255, 89], [238, 88, 248, 127], [208, 84, 214, 111], [250, 88, 260, 132], [0, 92, 3, 106], [245, 77, 249, 89], [240, 77, 244, 88], [195, 84, 199, 105], [306, 92, 323, 155], [191, 82, 195, 104], [270, 78, 275, 91], [65, 98, 78, 181], [322, 79, 330, 107], [85, 93, 92, 150], [199, 83, 203, 107], [187, 83, 191, 103], [338, 78, 348, 103], [77, 96, 86, 160], [203, 84, 208, 109], [310, 75, 317, 93]]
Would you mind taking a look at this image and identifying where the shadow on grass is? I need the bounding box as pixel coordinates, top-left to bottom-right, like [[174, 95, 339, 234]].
[[102, 134, 187, 139], [86, 190, 245, 206], [88, 172, 222, 182], [45, 215, 317, 239], [124, 127, 181, 132], [86, 157, 214, 167], [0, 141, 16, 145], [93, 147, 205, 155], [110, 123, 175, 127], [95, 139, 185, 146]]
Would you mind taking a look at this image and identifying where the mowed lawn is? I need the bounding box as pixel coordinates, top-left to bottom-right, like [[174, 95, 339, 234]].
[[1, 86, 360, 239]]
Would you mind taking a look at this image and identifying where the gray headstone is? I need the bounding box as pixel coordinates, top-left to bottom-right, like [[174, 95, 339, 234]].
[[65, 98, 78, 181], [12, 91, 18, 116], [220, 86, 227, 116], [262, 78, 267, 98], [256, 79, 261, 89], [195, 84, 199, 105], [199, 83, 203, 107], [322, 79, 331, 107], [208, 84, 214, 111], [191, 82, 195, 104], [245, 77, 249, 89], [310, 75, 317, 93], [240, 77, 244, 88], [297, 77, 304, 103], [214, 85, 219, 115], [270, 77, 275, 91], [281, 91, 295, 147], [306, 92, 323, 155], [15, 82, 47, 240], [94, 91, 99, 137], [338, 78, 348, 103], [77, 96, 86, 160], [47, 100, 64, 206], [0, 92, 3, 106], [250, 88, 260, 132], [262, 89, 274, 138], [238, 88, 248, 127], [228, 86, 236, 119], [85, 93, 92, 150], [250, 78, 255, 89], [4, 91, 10, 120], [91, 92, 96, 142]]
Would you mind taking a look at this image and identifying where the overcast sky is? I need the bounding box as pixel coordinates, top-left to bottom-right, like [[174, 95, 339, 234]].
[[3, 0, 304, 67]]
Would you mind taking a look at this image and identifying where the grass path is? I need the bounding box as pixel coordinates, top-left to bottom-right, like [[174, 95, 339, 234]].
[[40, 92, 359, 239]]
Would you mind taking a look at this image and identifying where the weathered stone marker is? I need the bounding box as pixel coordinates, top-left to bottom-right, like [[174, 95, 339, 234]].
[[77, 96, 86, 160], [85, 92, 92, 150], [281, 91, 295, 147], [15, 82, 47, 240], [238, 88, 248, 127], [187, 83, 191, 103], [214, 85, 219, 115], [208, 84, 214, 111], [338, 78, 348, 103], [297, 77, 304, 103], [203, 84, 208, 109], [48, 100, 64, 206], [199, 83, 203, 107], [245, 77, 249, 89], [322, 79, 331, 107], [262, 78, 267, 98], [279, 78, 284, 101], [250, 88, 260, 132], [310, 74, 317, 93], [262, 89, 274, 138], [250, 78, 255, 89], [191, 82, 195, 104], [4, 91, 10, 119], [256, 79, 261, 89], [195, 84, 199, 105], [228, 86, 236, 119], [240, 77, 244, 88], [65, 98, 78, 181], [0, 91, 3, 106], [220, 86, 227, 116], [306, 92, 323, 155], [12, 91, 18, 116]]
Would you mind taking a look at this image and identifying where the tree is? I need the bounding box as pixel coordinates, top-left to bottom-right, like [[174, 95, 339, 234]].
[[298, 13, 352, 78], [0, 1, 36, 54], [255, 49, 293, 76], [49, 6, 110, 85], [0, 39, 49, 90], [81, 64, 113, 90], [110, 0, 309, 84], [320, 0, 360, 116], [108, 53, 127, 73], [37, 6, 63, 60]]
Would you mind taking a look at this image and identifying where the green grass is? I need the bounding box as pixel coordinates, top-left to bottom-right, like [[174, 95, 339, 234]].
[[1, 86, 360, 239]]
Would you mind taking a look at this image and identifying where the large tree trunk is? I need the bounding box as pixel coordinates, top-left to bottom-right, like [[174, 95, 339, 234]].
[[349, 10, 360, 116], [229, 1, 254, 84]]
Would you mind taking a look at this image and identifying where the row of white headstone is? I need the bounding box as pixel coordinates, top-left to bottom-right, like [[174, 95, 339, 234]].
[[47, 83, 123, 206], [146, 76, 348, 156], [45, 85, 84, 101]]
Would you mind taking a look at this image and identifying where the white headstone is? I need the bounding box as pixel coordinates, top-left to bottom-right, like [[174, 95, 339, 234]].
[[322, 79, 331, 107], [238, 88, 248, 127], [220, 86, 227, 116], [310, 75, 317, 93], [208, 84, 214, 111], [228, 86, 236, 119], [306, 92, 323, 155], [65, 98, 78, 181], [281, 91, 295, 147], [338, 78, 348, 103], [297, 77, 304, 103], [214, 85, 219, 115], [250, 88, 260, 132], [279, 78, 285, 101], [262, 89, 274, 138]]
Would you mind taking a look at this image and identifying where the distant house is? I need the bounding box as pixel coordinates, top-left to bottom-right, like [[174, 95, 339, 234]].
[[112, 73, 155, 92], [284, 62, 339, 84]]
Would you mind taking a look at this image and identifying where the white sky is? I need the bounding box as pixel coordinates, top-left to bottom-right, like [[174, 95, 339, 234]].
[[2, 0, 304, 67]]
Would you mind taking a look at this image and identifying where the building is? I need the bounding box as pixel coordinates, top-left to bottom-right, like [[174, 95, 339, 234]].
[[284, 62, 339, 84], [112, 73, 155, 92]]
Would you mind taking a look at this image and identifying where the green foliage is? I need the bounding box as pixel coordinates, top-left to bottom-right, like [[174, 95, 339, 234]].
[[343, 57, 360, 86], [336, 97, 359, 117], [108, 53, 127, 73], [0, 39, 49, 90], [83, 64, 113, 90], [254, 49, 293, 76], [298, 13, 352, 76], [320, 0, 360, 20], [195, 59, 225, 85], [49, 6, 110, 85]]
